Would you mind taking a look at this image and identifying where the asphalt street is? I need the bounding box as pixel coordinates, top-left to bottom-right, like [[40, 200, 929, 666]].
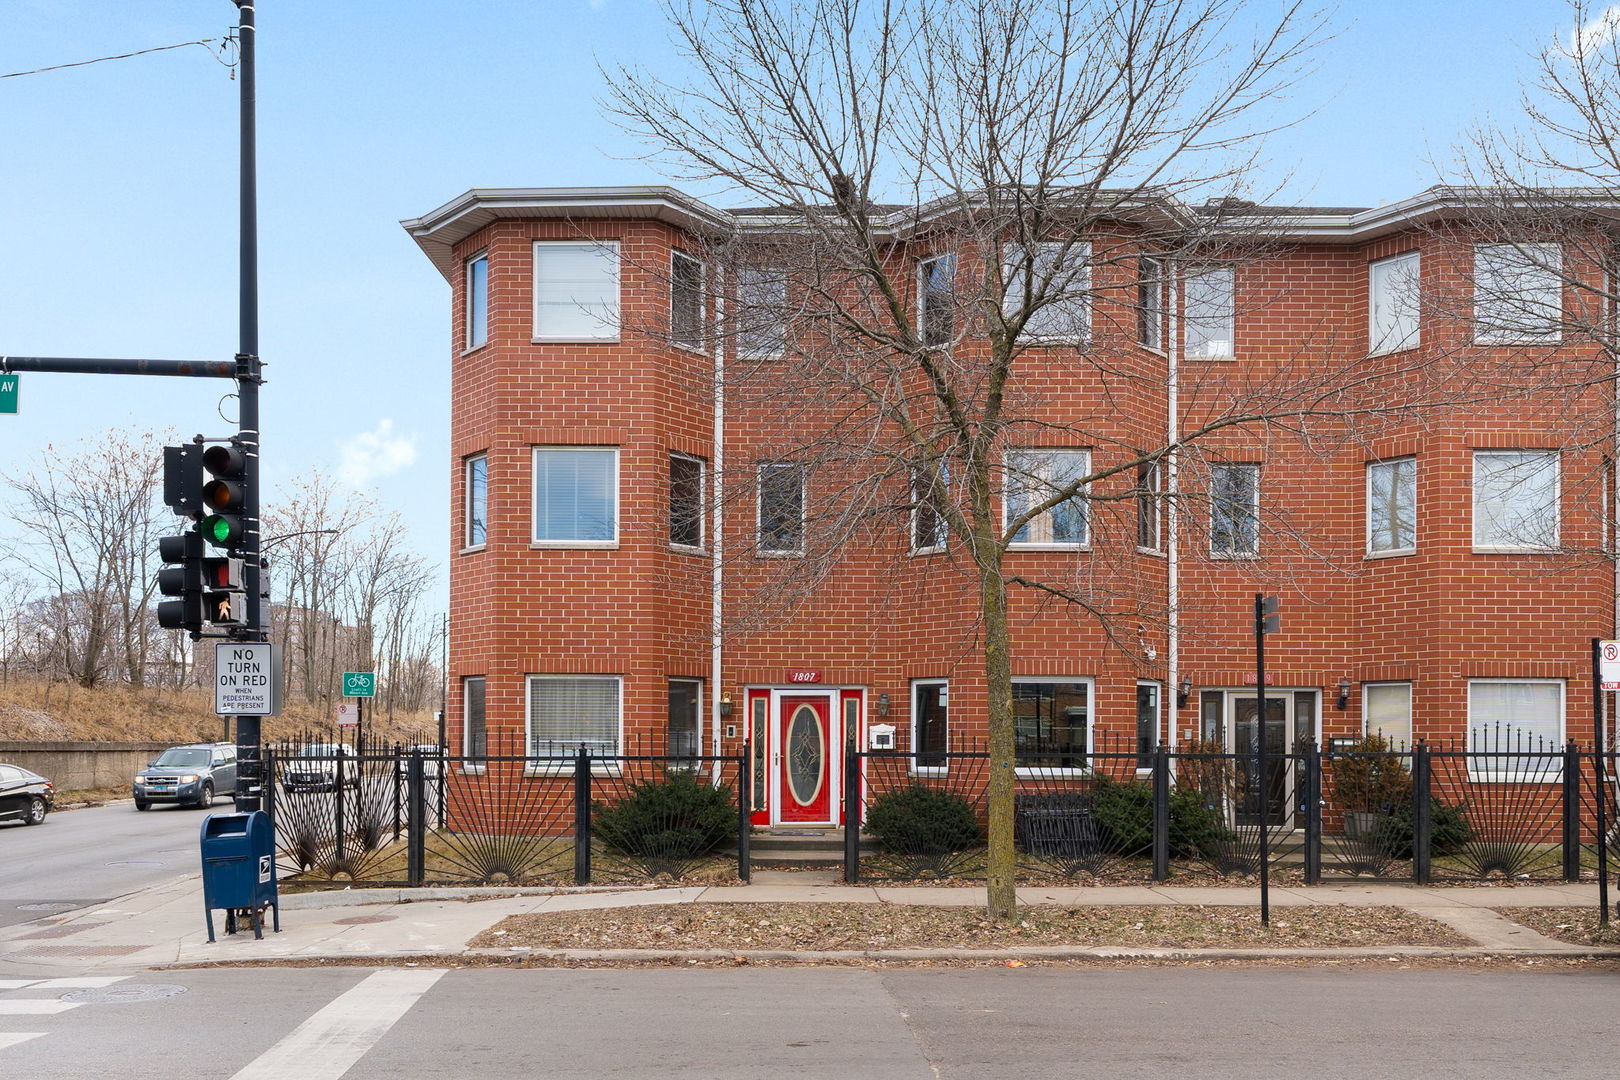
[[1, 966, 1617, 1079], [0, 801, 206, 930]]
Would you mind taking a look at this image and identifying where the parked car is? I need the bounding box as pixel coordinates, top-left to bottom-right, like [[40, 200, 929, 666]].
[[283, 742, 359, 792], [0, 763, 53, 826], [133, 743, 238, 810], [398, 744, 444, 778]]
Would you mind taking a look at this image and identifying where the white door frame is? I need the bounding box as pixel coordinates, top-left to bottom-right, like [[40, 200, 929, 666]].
[[768, 688, 841, 826]]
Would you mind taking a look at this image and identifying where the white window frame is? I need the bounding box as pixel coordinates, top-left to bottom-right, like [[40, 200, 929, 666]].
[[667, 677, 704, 766], [1184, 266, 1235, 359], [1135, 462, 1162, 553], [524, 674, 624, 776], [1136, 681, 1161, 774], [1005, 449, 1091, 549], [1471, 450, 1560, 552], [463, 452, 488, 551], [670, 250, 707, 352], [1473, 243, 1564, 345], [465, 252, 489, 351], [1210, 463, 1260, 558], [1366, 457, 1416, 557], [1362, 682, 1412, 748], [1466, 678, 1565, 782], [736, 266, 787, 358], [911, 679, 949, 775], [461, 675, 487, 775], [1012, 676, 1095, 776], [911, 465, 949, 555], [532, 240, 621, 342], [918, 254, 955, 348], [669, 452, 707, 552], [1368, 251, 1421, 355], [757, 462, 806, 556], [1003, 241, 1091, 343], [531, 446, 620, 548], [1139, 256, 1166, 352]]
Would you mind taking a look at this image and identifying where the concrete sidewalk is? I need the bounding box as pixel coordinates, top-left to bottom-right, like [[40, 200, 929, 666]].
[[0, 873, 1614, 975]]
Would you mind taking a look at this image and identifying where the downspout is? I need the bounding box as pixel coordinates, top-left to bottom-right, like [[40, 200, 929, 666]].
[[711, 269, 727, 770], [1167, 267, 1183, 750]]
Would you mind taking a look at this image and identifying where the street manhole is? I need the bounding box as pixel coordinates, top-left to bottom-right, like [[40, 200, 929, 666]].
[[17, 902, 76, 911], [333, 914, 398, 925], [104, 860, 165, 868], [62, 984, 188, 1005]]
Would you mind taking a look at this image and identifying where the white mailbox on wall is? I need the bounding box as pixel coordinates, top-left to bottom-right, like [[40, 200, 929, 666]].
[[868, 723, 896, 750]]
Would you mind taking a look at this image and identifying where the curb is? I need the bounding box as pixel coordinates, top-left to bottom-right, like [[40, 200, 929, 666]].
[[277, 884, 657, 910]]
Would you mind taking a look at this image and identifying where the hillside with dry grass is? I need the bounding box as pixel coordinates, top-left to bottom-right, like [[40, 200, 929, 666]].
[[0, 676, 440, 746]]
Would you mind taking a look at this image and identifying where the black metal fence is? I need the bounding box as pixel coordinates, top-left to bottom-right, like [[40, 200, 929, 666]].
[[261, 735, 751, 888], [842, 735, 1620, 890]]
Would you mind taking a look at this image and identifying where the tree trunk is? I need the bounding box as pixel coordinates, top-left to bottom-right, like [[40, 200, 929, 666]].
[[979, 551, 1016, 920]]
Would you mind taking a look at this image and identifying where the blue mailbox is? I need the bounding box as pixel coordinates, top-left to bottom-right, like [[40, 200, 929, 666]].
[[200, 810, 280, 941]]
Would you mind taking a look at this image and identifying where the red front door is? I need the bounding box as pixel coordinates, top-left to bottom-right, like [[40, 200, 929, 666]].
[[777, 694, 833, 823]]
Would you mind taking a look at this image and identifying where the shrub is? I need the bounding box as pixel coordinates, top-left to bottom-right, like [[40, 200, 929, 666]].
[[1368, 798, 1474, 860], [1332, 734, 1412, 812], [866, 785, 981, 855], [592, 771, 736, 859], [1082, 774, 1232, 860]]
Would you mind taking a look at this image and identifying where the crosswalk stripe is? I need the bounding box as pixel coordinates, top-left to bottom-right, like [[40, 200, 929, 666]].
[[0, 1000, 78, 1015], [30, 977, 127, 989], [0, 1033, 46, 1051], [0, 981, 36, 990], [228, 968, 446, 1080]]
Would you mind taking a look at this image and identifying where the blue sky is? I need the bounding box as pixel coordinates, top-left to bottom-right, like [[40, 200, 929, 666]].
[[0, 0, 1593, 613]]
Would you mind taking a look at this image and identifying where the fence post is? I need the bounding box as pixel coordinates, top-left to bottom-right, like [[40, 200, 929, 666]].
[[1303, 739, 1321, 885], [843, 741, 861, 884], [393, 745, 404, 842], [334, 746, 347, 863], [1564, 740, 1582, 882], [737, 744, 752, 884], [406, 751, 426, 887], [573, 747, 592, 886], [1151, 745, 1170, 881], [262, 746, 277, 825], [1413, 741, 1432, 884]]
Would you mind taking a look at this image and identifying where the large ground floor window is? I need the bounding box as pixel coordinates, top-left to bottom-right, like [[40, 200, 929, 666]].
[[1467, 679, 1563, 780], [1012, 679, 1091, 772], [527, 675, 621, 758]]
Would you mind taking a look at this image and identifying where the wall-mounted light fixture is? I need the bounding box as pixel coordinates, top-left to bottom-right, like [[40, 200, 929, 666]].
[[1336, 678, 1351, 711], [877, 692, 890, 717], [1176, 678, 1192, 710], [718, 694, 734, 718]]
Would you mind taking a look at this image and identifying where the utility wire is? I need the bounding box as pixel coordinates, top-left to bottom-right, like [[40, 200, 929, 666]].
[[1, 38, 229, 80]]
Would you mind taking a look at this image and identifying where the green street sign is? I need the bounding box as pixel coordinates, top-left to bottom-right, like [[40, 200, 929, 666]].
[[0, 373, 17, 414], [342, 671, 376, 697]]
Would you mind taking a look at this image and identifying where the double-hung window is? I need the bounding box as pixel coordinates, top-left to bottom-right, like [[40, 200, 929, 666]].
[[1474, 243, 1563, 344], [533, 447, 618, 545], [671, 251, 706, 351], [1366, 457, 1416, 556], [1472, 450, 1559, 551], [1138, 256, 1165, 350], [465, 253, 489, 350], [1005, 450, 1089, 547], [1135, 462, 1161, 552], [1467, 679, 1563, 781], [1363, 682, 1412, 749], [737, 266, 786, 357], [669, 453, 705, 550], [1013, 680, 1091, 772], [464, 453, 488, 549], [527, 675, 621, 760], [1210, 463, 1259, 557], [668, 678, 702, 761], [913, 680, 949, 771], [758, 463, 805, 555], [919, 254, 955, 347], [1185, 267, 1235, 358], [1004, 242, 1090, 341], [1368, 251, 1420, 354], [462, 676, 487, 767], [912, 463, 949, 553], [1136, 682, 1161, 771], [533, 240, 620, 341]]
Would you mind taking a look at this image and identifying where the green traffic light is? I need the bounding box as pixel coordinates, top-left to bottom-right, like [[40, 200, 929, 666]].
[[202, 514, 241, 547]]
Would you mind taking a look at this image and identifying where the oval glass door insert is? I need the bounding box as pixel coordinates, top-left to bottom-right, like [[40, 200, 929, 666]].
[[786, 705, 825, 806]]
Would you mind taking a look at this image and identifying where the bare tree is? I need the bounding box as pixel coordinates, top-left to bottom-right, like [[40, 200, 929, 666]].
[[589, 0, 1522, 918]]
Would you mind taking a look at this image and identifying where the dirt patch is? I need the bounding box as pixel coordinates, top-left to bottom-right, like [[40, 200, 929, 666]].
[[470, 902, 1474, 952], [1495, 907, 1620, 948]]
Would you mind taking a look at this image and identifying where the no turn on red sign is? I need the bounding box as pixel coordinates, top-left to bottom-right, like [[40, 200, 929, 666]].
[[1600, 641, 1620, 690]]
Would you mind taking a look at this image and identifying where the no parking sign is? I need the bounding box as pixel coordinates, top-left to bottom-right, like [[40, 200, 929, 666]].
[[1600, 640, 1620, 690]]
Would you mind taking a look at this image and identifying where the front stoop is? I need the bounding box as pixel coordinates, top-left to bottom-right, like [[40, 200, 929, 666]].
[[739, 827, 876, 867]]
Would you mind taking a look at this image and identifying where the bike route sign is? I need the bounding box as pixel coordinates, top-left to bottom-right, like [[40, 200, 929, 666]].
[[343, 671, 376, 697]]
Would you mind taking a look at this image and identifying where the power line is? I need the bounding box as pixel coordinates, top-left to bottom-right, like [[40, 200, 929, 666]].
[[1, 38, 229, 80]]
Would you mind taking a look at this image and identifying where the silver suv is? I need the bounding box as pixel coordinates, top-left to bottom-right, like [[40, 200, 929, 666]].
[[284, 742, 359, 793], [134, 743, 237, 810]]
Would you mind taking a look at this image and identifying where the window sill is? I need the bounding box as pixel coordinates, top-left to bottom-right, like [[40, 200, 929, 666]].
[[910, 766, 950, 777], [1135, 546, 1166, 558], [909, 545, 946, 557], [1014, 767, 1094, 778], [670, 543, 709, 556], [460, 342, 490, 358], [531, 336, 621, 345], [1473, 335, 1562, 347], [672, 341, 709, 357], [737, 350, 786, 362], [1007, 543, 1091, 553], [459, 764, 487, 776], [756, 549, 805, 559], [1364, 547, 1415, 560], [1209, 551, 1260, 560], [531, 541, 620, 550], [1185, 353, 1238, 362], [459, 544, 487, 556], [524, 764, 623, 778], [1471, 545, 1558, 555], [1368, 342, 1420, 358]]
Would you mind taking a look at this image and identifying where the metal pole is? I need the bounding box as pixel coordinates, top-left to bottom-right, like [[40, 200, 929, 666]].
[[1254, 592, 1269, 926], [843, 741, 861, 883], [1151, 744, 1170, 881], [736, 744, 751, 884], [1591, 639, 1611, 924], [231, 0, 266, 813]]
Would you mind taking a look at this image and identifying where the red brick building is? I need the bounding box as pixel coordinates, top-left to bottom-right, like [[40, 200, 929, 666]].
[[403, 185, 1615, 831]]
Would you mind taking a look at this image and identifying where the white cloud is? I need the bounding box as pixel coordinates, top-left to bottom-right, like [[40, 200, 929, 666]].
[[1573, 4, 1620, 54], [337, 419, 419, 487]]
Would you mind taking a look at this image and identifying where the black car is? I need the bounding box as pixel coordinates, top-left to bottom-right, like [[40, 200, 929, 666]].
[[133, 743, 238, 810], [0, 763, 53, 826]]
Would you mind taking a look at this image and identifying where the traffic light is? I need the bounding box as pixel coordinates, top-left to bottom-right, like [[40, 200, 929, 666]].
[[200, 444, 248, 549], [202, 555, 247, 627], [157, 531, 205, 632]]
